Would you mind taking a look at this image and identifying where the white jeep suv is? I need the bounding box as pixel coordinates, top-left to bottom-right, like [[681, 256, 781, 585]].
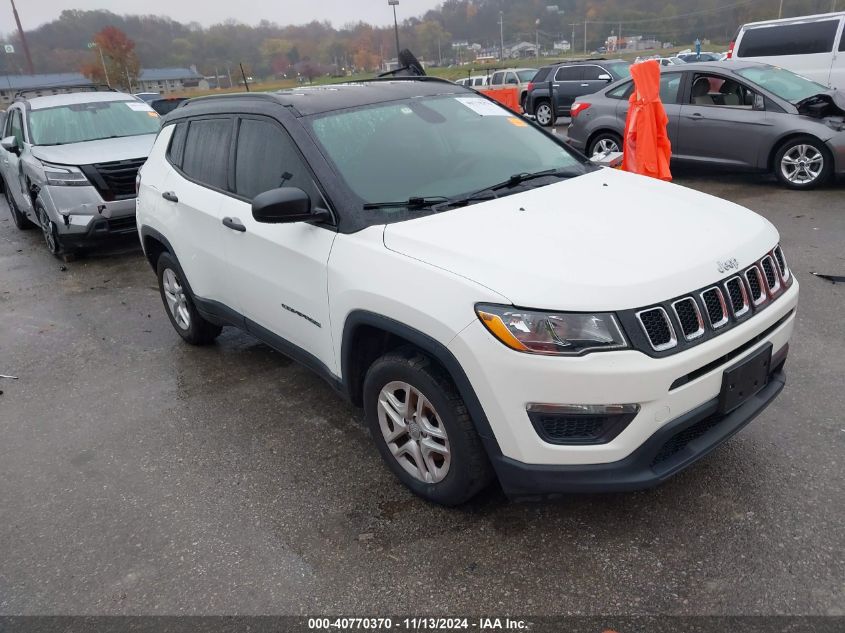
[[136, 79, 798, 505]]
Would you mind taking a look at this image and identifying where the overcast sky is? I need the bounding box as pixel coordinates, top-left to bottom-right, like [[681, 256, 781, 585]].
[[12, 0, 443, 30]]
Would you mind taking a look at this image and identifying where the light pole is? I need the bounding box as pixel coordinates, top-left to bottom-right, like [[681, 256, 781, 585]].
[[536, 19, 541, 61], [388, 0, 401, 61], [499, 11, 505, 62]]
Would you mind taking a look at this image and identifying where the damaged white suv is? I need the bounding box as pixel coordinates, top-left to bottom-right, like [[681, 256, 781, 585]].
[[137, 79, 798, 505]]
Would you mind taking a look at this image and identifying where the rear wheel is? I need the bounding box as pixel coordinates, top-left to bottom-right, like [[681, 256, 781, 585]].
[[156, 252, 222, 345], [534, 99, 553, 126], [588, 131, 622, 159], [363, 349, 493, 506], [774, 136, 831, 190], [4, 180, 33, 230]]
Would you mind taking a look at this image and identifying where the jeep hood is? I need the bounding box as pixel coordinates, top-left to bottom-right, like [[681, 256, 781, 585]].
[[30, 134, 156, 166], [383, 168, 779, 311]]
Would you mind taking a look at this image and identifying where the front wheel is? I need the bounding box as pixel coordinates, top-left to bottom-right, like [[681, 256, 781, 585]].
[[534, 100, 553, 127], [36, 202, 63, 256], [774, 137, 831, 190], [363, 349, 493, 506], [156, 252, 222, 345]]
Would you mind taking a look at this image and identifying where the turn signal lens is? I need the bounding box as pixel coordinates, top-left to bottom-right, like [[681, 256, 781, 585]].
[[476, 304, 627, 356]]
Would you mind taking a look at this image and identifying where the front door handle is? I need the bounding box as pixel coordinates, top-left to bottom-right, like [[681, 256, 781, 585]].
[[162, 191, 179, 202], [687, 112, 704, 120], [580, 83, 590, 87], [222, 217, 246, 232]]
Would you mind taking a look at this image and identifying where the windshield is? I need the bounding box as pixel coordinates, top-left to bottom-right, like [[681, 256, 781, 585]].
[[735, 65, 828, 102], [308, 95, 586, 206], [517, 69, 537, 82], [28, 100, 161, 145]]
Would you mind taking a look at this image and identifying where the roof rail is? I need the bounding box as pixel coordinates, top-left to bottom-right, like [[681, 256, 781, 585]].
[[13, 84, 117, 99], [350, 75, 456, 86], [181, 92, 281, 105]]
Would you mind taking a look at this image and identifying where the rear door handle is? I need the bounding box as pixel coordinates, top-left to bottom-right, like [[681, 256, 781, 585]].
[[161, 191, 179, 202], [687, 112, 704, 119], [222, 217, 246, 232], [580, 83, 590, 87]]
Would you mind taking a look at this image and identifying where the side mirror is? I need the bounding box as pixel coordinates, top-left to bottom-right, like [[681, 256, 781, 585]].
[[252, 187, 330, 224], [598, 73, 612, 81], [752, 94, 765, 111], [1, 136, 20, 155]]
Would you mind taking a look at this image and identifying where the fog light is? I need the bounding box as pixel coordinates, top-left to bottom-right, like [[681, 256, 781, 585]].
[[526, 403, 640, 445]]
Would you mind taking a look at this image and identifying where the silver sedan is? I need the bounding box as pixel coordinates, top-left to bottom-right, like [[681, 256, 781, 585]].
[[566, 61, 845, 189]]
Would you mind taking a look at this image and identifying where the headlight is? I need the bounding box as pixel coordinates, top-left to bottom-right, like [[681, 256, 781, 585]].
[[41, 162, 89, 187], [476, 304, 627, 355]]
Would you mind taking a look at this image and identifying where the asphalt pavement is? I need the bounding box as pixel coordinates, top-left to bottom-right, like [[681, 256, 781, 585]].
[[0, 173, 843, 616]]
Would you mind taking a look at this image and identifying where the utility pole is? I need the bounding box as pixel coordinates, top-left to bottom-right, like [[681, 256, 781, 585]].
[[570, 23, 577, 55], [536, 19, 541, 62], [778, 0, 783, 18], [97, 45, 110, 86], [10, 0, 34, 74], [388, 0, 401, 60], [499, 11, 505, 62], [584, 21, 588, 54]]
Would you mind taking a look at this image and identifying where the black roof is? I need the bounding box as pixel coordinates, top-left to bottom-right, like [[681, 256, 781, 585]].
[[177, 78, 472, 118]]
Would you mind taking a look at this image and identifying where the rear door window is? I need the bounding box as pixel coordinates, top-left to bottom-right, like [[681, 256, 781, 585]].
[[181, 118, 232, 191], [491, 72, 504, 86], [738, 20, 839, 57], [582, 66, 605, 80], [554, 66, 583, 81]]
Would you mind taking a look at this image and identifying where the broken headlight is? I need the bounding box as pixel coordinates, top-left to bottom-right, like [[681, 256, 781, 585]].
[[41, 162, 89, 187]]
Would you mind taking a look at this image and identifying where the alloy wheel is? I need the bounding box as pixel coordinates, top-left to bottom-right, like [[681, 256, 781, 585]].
[[162, 268, 191, 330], [37, 206, 59, 253], [377, 381, 451, 484], [535, 103, 552, 126], [780, 144, 823, 185], [592, 137, 620, 157]]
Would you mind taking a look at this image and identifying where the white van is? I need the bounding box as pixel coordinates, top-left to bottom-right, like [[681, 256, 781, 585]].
[[729, 12, 845, 90]]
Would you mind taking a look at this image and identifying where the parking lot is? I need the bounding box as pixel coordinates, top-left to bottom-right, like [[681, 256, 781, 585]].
[[1, 170, 843, 616]]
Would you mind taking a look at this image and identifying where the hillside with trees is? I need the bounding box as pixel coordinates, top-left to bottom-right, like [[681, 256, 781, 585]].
[[3, 0, 840, 79]]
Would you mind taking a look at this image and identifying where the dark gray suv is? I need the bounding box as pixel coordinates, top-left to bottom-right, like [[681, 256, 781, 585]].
[[524, 59, 631, 125]]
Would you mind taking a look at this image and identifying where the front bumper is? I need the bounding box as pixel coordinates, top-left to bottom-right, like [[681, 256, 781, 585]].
[[448, 280, 798, 493], [494, 367, 785, 498], [38, 185, 137, 243]]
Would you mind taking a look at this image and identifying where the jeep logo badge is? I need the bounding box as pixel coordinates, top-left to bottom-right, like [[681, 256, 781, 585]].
[[717, 258, 739, 274]]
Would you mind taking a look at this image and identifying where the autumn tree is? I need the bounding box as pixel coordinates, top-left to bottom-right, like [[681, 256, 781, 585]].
[[81, 26, 141, 90]]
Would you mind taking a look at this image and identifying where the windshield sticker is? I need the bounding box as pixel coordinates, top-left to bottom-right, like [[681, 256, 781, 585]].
[[455, 97, 509, 116], [507, 117, 527, 127], [147, 111, 160, 117], [400, 106, 414, 115], [126, 102, 154, 112]]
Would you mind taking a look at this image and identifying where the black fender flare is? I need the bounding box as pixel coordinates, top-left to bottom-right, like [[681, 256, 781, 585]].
[[341, 310, 499, 445]]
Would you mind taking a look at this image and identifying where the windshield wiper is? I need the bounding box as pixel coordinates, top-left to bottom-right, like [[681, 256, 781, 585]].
[[363, 196, 449, 210], [433, 168, 575, 212]]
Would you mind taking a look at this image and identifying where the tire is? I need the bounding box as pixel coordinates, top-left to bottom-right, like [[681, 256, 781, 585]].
[[587, 131, 623, 159], [156, 252, 222, 345], [533, 99, 554, 127], [363, 348, 493, 506], [773, 136, 832, 190], [35, 201, 64, 256], [4, 178, 33, 231], [519, 92, 527, 113]]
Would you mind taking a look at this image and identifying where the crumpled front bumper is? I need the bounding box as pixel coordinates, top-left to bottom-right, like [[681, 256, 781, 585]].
[[38, 185, 137, 242]]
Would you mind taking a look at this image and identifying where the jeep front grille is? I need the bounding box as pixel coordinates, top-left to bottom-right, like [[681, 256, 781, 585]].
[[625, 246, 792, 356], [636, 307, 677, 351], [672, 298, 704, 341]]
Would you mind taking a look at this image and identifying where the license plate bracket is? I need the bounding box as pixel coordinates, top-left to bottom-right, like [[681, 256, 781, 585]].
[[718, 343, 772, 414]]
